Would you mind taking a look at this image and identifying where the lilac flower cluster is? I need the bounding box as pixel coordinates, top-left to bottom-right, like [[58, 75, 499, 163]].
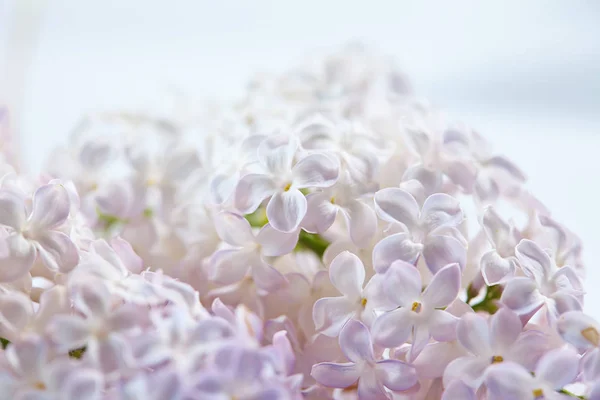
[[0, 45, 596, 399]]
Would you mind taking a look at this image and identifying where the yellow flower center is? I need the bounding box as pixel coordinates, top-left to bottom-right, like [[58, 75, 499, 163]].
[[34, 382, 46, 390], [411, 301, 421, 312], [491, 355, 504, 364], [582, 327, 600, 347], [532, 388, 543, 398], [360, 297, 368, 308], [283, 183, 292, 192]]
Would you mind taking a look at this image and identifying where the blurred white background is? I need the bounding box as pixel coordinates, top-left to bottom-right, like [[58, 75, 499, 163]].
[[1, 1, 600, 316]]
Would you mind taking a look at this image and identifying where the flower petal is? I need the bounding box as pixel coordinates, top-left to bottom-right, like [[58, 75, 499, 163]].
[[0, 189, 26, 230], [234, 173, 277, 214], [35, 231, 79, 273], [480, 251, 517, 285], [292, 153, 339, 188], [302, 192, 337, 234], [0, 235, 36, 282], [251, 260, 287, 292], [374, 188, 419, 230], [256, 224, 299, 257], [535, 348, 579, 389], [456, 313, 491, 356], [489, 308, 522, 352], [443, 356, 489, 389], [422, 234, 466, 274], [372, 232, 422, 274], [501, 277, 545, 315], [515, 239, 552, 285], [442, 380, 476, 400], [311, 362, 360, 388], [382, 260, 422, 307], [312, 296, 354, 336], [375, 359, 417, 391], [210, 249, 252, 285], [73, 281, 111, 318], [357, 366, 389, 400], [5, 336, 47, 380], [214, 212, 255, 246], [429, 310, 459, 342], [420, 193, 463, 233], [345, 200, 377, 248], [267, 189, 307, 233], [422, 263, 461, 309], [47, 315, 90, 352], [27, 183, 70, 232], [63, 369, 104, 400], [371, 308, 413, 349], [482, 206, 513, 248], [329, 251, 365, 299], [485, 362, 534, 400], [557, 311, 600, 349], [339, 319, 375, 363], [258, 135, 298, 176]]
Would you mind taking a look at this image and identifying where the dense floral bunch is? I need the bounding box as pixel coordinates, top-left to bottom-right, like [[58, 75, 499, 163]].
[[0, 45, 597, 399]]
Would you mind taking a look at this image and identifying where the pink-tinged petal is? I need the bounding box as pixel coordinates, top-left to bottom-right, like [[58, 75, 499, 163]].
[[47, 315, 90, 352], [489, 308, 522, 352], [444, 356, 489, 388], [422, 263, 461, 309], [485, 362, 534, 400], [109, 237, 143, 274], [415, 341, 466, 379], [582, 348, 600, 381], [63, 369, 104, 400], [376, 359, 417, 391], [0, 235, 36, 282], [409, 323, 431, 362], [5, 336, 47, 380], [251, 260, 287, 292], [588, 381, 600, 400], [480, 251, 517, 285], [456, 313, 491, 356], [553, 292, 582, 315], [302, 192, 337, 234], [267, 189, 307, 233], [329, 251, 365, 299], [27, 183, 70, 232], [312, 296, 354, 336], [507, 330, 548, 370], [483, 156, 527, 182], [214, 212, 255, 246], [420, 193, 463, 233], [292, 153, 339, 188], [552, 265, 583, 292], [258, 135, 298, 176], [345, 200, 377, 248], [423, 235, 466, 274], [210, 249, 253, 285], [402, 164, 442, 196], [382, 260, 422, 307], [357, 367, 389, 400], [234, 173, 277, 214], [442, 380, 476, 400], [0, 291, 33, 339], [340, 319, 375, 363], [256, 224, 299, 257], [107, 305, 142, 333], [557, 311, 600, 349], [535, 348, 579, 389], [35, 231, 79, 273], [372, 233, 422, 274], [371, 308, 413, 348], [515, 239, 552, 284], [429, 310, 459, 342], [311, 362, 360, 388], [74, 281, 110, 318], [373, 188, 419, 230], [501, 277, 545, 315], [0, 189, 26, 230], [444, 159, 477, 192]]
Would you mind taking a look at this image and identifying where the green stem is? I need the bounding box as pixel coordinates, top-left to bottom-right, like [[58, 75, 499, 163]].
[[297, 231, 329, 258], [559, 389, 586, 399], [470, 284, 502, 314]]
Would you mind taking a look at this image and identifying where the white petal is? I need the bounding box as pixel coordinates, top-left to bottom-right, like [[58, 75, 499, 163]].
[[420, 193, 463, 233], [312, 296, 354, 336], [442, 380, 476, 400], [258, 135, 298, 175], [456, 313, 491, 356], [489, 308, 522, 352], [429, 310, 459, 342], [48, 315, 90, 352], [35, 231, 79, 273], [480, 251, 517, 285], [339, 319, 375, 363], [163, 147, 200, 182], [373, 188, 419, 229], [214, 212, 255, 246], [422, 263, 461, 309], [234, 173, 276, 214], [74, 281, 111, 318], [292, 153, 339, 188], [5, 336, 47, 380], [535, 348, 579, 389], [443, 356, 489, 389], [329, 251, 365, 298], [0, 235, 36, 282], [557, 311, 600, 349], [302, 192, 337, 234], [311, 362, 360, 388], [251, 260, 287, 292], [266, 189, 307, 233], [371, 308, 413, 348], [382, 260, 422, 307], [344, 200, 377, 247], [0, 189, 26, 230], [422, 235, 466, 274], [501, 277, 545, 315], [210, 249, 253, 285], [372, 232, 422, 274], [357, 367, 389, 400], [256, 224, 299, 257], [482, 206, 512, 248], [485, 363, 534, 400], [63, 369, 104, 400], [375, 359, 417, 391], [515, 239, 553, 284], [27, 184, 70, 232]]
